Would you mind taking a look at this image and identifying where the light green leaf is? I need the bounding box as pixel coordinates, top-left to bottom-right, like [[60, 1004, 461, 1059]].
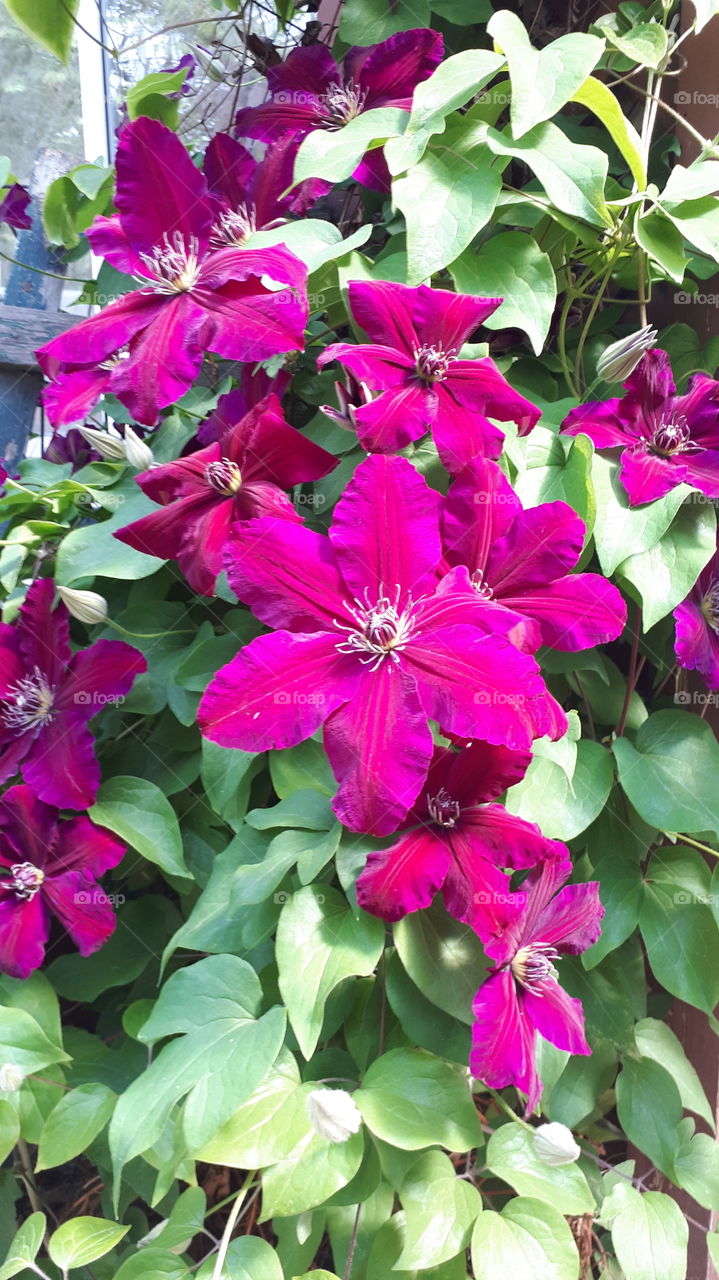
[[394, 903, 488, 1025], [196, 1236, 283, 1280], [605, 23, 669, 69], [356, 1048, 482, 1152], [616, 1057, 683, 1178], [89, 776, 190, 881], [126, 68, 191, 120], [689, 0, 719, 32], [276, 885, 384, 1058], [0, 1007, 68, 1075], [113, 1252, 190, 1280], [397, 1151, 481, 1269], [639, 846, 719, 1012], [56, 480, 164, 583], [617, 498, 716, 628], [0, 1101, 19, 1165], [200, 739, 258, 832], [196, 1048, 308, 1169], [611, 1188, 688, 1280], [48, 1217, 129, 1269], [590, 453, 690, 577], [4, 0, 78, 60], [634, 1018, 714, 1128], [294, 109, 407, 184], [635, 208, 688, 283], [506, 738, 614, 840], [486, 121, 612, 226], [572, 75, 645, 187], [583, 857, 643, 968], [662, 196, 719, 259], [675, 1131, 719, 1210], [613, 709, 719, 841], [0, 1213, 47, 1280], [385, 50, 505, 173], [486, 1124, 594, 1214], [261, 1126, 365, 1219], [37, 1083, 115, 1171], [450, 231, 556, 354], [488, 10, 604, 139], [245, 219, 371, 273], [514, 432, 595, 531], [339, 0, 431, 42], [660, 160, 719, 203], [471, 1196, 580, 1280]]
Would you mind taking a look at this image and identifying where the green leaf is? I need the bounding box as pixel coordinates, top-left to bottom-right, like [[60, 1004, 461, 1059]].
[[246, 219, 372, 273], [605, 23, 669, 68], [485, 1124, 594, 1214], [635, 209, 688, 284], [261, 1127, 365, 1220], [36, 1082, 116, 1171], [514, 433, 595, 531], [397, 1151, 481, 1268], [583, 857, 643, 968], [339, 0, 431, 42], [617, 498, 716, 628], [486, 121, 612, 227], [572, 75, 646, 187], [394, 903, 488, 1025], [4, 0, 78, 60], [506, 738, 614, 840], [356, 1047, 482, 1152], [48, 1217, 129, 1269], [487, 10, 604, 139], [385, 50, 505, 174], [126, 68, 191, 120], [0, 1213, 46, 1280], [660, 160, 719, 203], [276, 885, 384, 1058], [196, 1048, 308, 1169], [0, 1102, 19, 1165], [613, 709, 719, 841], [616, 1057, 683, 1178], [639, 846, 719, 1012], [196, 1236, 283, 1280], [471, 1196, 580, 1280], [590, 453, 690, 576], [450, 232, 556, 354], [634, 1018, 714, 1128], [56, 480, 164, 584], [689, 0, 719, 32], [114, 1252, 190, 1280], [386, 952, 471, 1066], [610, 1188, 688, 1280], [662, 195, 719, 260], [675, 1130, 719, 1210], [294, 109, 407, 184], [269, 738, 335, 798], [0, 1006, 68, 1074], [89, 776, 190, 881], [247, 789, 333, 831], [200, 740, 258, 831]]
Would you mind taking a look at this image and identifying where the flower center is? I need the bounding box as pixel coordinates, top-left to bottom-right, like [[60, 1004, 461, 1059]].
[[470, 571, 494, 600], [335, 587, 420, 671], [2, 667, 56, 734], [98, 346, 130, 372], [136, 231, 201, 294], [211, 203, 257, 248], [317, 80, 368, 129], [427, 787, 461, 828], [414, 344, 456, 384], [701, 580, 719, 634], [650, 414, 692, 457], [511, 944, 560, 995], [9, 862, 44, 901], [205, 458, 243, 495]]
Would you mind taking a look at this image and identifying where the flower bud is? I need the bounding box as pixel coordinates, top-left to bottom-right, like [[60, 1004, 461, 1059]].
[[57, 586, 108, 626], [306, 1088, 362, 1143], [596, 325, 657, 383], [123, 427, 154, 471], [0, 1063, 24, 1092], [533, 1121, 581, 1166], [78, 426, 127, 461]]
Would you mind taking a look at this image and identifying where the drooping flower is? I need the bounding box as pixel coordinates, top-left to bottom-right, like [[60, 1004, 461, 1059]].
[[318, 282, 540, 469], [204, 131, 319, 249], [43, 426, 101, 470], [470, 852, 603, 1113], [674, 540, 719, 689], [0, 182, 31, 230], [0, 579, 146, 809], [441, 457, 627, 651], [37, 117, 309, 427], [561, 348, 719, 505], [196, 364, 292, 445], [235, 31, 443, 192], [320, 370, 374, 432], [199, 454, 566, 835], [115, 393, 338, 596], [0, 784, 124, 979], [356, 741, 566, 926]]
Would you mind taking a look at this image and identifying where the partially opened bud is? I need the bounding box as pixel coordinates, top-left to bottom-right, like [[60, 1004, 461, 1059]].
[[0, 1063, 24, 1092], [57, 586, 108, 625], [78, 426, 127, 461], [306, 1088, 362, 1143], [124, 427, 154, 470], [596, 325, 657, 383], [534, 1121, 581, 1166]]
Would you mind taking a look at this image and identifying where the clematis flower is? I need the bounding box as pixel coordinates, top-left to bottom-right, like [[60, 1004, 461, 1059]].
[[115, 393, 338, 596], [441, 457, 627, 651], [37, 116, 309, 427], [197, 365, 292, 445], [199, 454, 566, 835], [561, 348, 719, 505], [204, 131, 319, 249], [356, 741, 566, 926], [235, 31, 443, 192], [0, 182, 31, 230], [0, 579, 146, 809], [318, 282, 540, 469], [0, 784, 124, 979], [470, 852, 603, 1112], [674, 540, 719, 689]]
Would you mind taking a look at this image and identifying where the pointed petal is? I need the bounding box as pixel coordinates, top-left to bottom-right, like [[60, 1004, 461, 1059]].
[[198, 630, 360, 750], [442, 852, 512, 930], [561, 397, 632, 449], [481, 851, 573, 964], [17, 579, 71, 681], [43, 870, 116, 956], [349, 28, 444, 107], [114, 490, 217, 577], [433, 388, 505, 475], [356, 828, 451, 920], [503, 574, 627, 652], [0, 784, 56, 868], [681, 452, 719, 499], [675, 596, 719, 690], [447, 739, 532, 804], [442, 457, 521, 578], [59, 640, 147, 715], [196, 277, 307, 363], [530, 880, 604, 954], [51, 815, 125, 876], [0, 892, 49, 979], [351, 382, 436, 452], [22, 715, 100, 810], [470, 970, 540, 1109], [414, 287, 501, 351], [224, 517, 348, 630], [318, 341, 413, 388], [523, 979, 591, 1056], [448, 358, 540, 430], [324, 661, 433, 835], [110, 294, 205, 425], [42, 366, 112, 429], [114, 116, 214, 256], [267, 44, 339, 95], [0, 628, 26, 696], [489, 502, 584, 591], [454, 807, 557, 871], [86, 214, 146, 276], [618, 443, 685, 505], [347, 280, 421, 353], [203, 133, 256, 208], [229, 394, 337, 486]]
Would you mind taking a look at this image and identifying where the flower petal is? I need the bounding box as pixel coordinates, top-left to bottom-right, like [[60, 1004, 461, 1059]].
[[196, 277, 307, 363], [114, 116, 214, 257], [86, 215, 146, 276], [618, 443, 686, 505], [22, 714, 101, 810], [470, 970, 540, 1109], [447, 740, 532, 804], [503, 574, 627, 652], [448, 358, 540, 431], [43, 869, 116, 956], [0, 783, 56, 868], [432, 388, 505, 475], [52, 815, 125, 876], [59, 640, 147, 716], [349, 28, 444, 108], [523, 978, 591, 1056], [230, 394, 337, 486], [356, 828, 451, 920], [351, 382, 436, 452], [17, 579, 71, 682], [675, 596, 719, 690], [37, 291, 171, 370], [110, 294, 205, 425], [561, 397, 632, 449], [347, 280, 421, 353], [224, 517, 349, 631], [42, 366, 112, 429], [530, 880, 605, 955], [489, 502, 584, 591], [442, 458, 521, 578], [0, 891, 49, 979]]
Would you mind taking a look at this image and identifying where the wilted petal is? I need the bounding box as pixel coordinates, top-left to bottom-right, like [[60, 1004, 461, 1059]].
[[356, 827, 451, 920]]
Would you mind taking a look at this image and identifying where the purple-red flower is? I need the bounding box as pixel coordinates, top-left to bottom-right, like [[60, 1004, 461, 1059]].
[[470, 852, 603, 1112], [318, 282, 540, 469], [204, 131, 319, 249], [562, 349, 719, 505], [235, 31, 443, 192], [0, 579, 146, 809], [441, 457, 627, 651], [197, 365, 292, 445], [199, 454, 565, 835], [115, 393, 338, 596], [0, 784, 124, 979], [674, 539, 719, 689], [356, 741, 565, 927], [37, 117, 309, 427], [0, 182, 31, 230]]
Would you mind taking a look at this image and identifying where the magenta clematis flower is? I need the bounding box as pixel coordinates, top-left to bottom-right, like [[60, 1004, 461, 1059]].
[[356, 741, 566, 926], [674, 540, 719, 689], [204, 131, 319, 249], [0, 579, 146, 809], [115, 393, 338, 596], [37, 117, 309, 427], [318, 282, 540, 469], [0, 182, 31, 230], [562, 349, 719, 505], [470, 852, 603, 1112], [235, 31, 443, 192], [441, 457, 627, 651], [0, 784, 125, 979], [197, 365, 292, 445], [199, 454, 565, 835]]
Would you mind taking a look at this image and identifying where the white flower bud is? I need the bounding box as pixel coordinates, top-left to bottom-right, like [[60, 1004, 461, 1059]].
[[78, 426, 127, 461], [0, 1063, 24, 1092], [306, 1088, 362, 1144], [534, 1121, 581, 1165], [57, 586, 108, 625], [123, 427, 154, 471], [596, 325, 657, 382]]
